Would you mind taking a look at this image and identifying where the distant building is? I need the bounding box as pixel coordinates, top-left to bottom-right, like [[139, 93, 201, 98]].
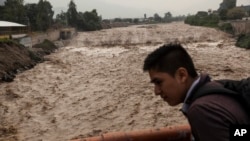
[[0, 21, 27, 37], [0, 21, 31, 48]]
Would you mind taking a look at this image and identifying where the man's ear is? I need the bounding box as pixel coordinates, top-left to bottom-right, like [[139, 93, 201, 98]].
[[175, 67, 188, 83]]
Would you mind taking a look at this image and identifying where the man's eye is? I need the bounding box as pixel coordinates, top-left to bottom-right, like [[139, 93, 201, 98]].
[[155, 80, 162, 85]]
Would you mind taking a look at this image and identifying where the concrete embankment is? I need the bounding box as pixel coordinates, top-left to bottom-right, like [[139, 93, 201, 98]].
[[231, 21, 250, 35], [17, 28, 76, 48]]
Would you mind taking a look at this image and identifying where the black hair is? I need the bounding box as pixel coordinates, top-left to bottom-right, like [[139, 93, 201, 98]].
[[143, 43, 198, 78]]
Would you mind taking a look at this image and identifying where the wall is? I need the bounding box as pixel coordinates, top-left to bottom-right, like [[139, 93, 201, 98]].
[[19, 36, 32, 48], [31, 30, 60, 45], [18, 28, 76, 48], [32, 28, 76, 45], [31, 28, 76, 45], [231, 21, 250, 35]]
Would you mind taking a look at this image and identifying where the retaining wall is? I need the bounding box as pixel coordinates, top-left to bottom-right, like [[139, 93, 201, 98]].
[[31, 28, 76, 45], [231, 21, 250, 35], [18, 28, 76, 48]]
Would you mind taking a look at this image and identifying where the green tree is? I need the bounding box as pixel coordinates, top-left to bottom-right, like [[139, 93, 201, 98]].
[[133, 18, 139, 23], [2, 0, 26, 24], [164, 12, 172, 22], [67, 0, 78, 27], [77, 9, 102, 31], [123, 18, 133, 23], [218, 0, 236, 11], [55, 11, 68, 26], [185, 12, 219, 27], [25, 3, 38, 30], [227, 7, 245, 20], [76, 12, 85, 30], [154, 13, 162, 22], [36, 0, 54, 31], [205, 14, 220, 27], [185, 15, 195, 25], [236, 34, 250, 49], [219, 9, 228, 20], [114, 18, 122, 22], [0, 5, 4, 19], [196, 11, 208, 17], [172, 15, 186, 21], [218, 23, 233, 34]]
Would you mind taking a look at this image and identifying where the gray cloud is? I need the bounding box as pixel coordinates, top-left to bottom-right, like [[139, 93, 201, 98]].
[[14, 0, 250, 19]]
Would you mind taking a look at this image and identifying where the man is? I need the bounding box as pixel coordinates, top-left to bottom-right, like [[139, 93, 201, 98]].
[[143, 43, 250, 141]]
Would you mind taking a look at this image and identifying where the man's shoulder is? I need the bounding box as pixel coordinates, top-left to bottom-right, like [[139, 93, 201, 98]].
[[190, 94, 239, 108], [188, 94, 250, 123]]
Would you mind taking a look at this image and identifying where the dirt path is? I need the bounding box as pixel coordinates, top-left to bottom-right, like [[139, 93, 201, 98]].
[[0, 22, 249, 141]]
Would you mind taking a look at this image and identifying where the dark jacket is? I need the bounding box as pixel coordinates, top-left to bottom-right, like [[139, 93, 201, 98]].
[[185, 74, 250, 141]]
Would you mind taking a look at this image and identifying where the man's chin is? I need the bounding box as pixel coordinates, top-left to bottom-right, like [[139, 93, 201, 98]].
[[161, 97, 179, 106], [166, 101, 179, 106]]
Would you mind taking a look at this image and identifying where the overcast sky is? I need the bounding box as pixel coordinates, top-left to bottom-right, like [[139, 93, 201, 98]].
[[2, 0, 250, 19]]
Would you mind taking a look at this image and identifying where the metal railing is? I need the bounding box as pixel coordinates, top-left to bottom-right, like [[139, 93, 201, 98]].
[[71, 125, 191, 141]]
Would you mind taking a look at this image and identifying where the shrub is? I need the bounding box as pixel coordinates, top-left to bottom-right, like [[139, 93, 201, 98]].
[[235, 34, 250, 49], [28, 50, 42, 62], [184, 14, 219, 28], [33, 39, 58, 54], [218, 23, 234, 34], [0, 38, 20, 46]]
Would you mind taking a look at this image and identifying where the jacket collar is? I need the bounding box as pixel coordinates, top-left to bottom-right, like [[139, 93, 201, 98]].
[[181, 73, 211, 115]]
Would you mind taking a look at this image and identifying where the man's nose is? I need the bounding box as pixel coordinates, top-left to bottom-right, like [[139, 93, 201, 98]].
[[154, 85, 161, 95]]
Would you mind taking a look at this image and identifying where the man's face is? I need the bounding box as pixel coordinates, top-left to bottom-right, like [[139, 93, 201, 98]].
[[148, 69, 187, 106]]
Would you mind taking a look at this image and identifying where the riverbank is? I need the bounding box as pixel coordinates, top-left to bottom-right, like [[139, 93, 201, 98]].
[[0, 39, 67, 82]]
